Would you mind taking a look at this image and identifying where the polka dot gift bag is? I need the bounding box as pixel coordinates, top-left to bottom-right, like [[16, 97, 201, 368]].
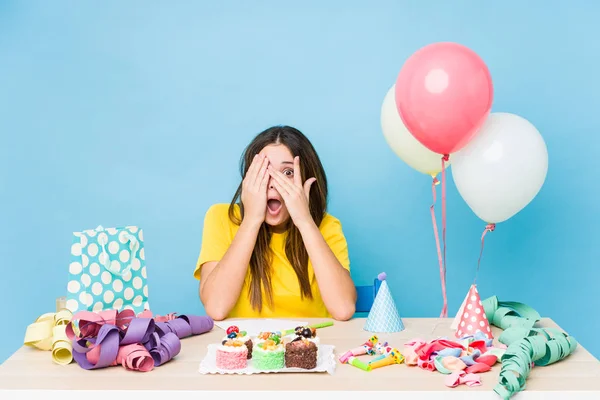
[[65, 225, 149, 314]]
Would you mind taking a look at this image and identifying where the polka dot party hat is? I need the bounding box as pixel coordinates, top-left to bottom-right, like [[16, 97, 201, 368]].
[[454, 284, 493, 340]]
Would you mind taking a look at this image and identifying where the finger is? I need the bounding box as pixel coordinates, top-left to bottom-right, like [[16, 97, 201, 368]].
[[293, 156, 302, 188], [270, 177, 290, 198], [303, 178, 317, 200], [269, 167, 298, 194], [245, 154, 261, 182], [259, 160, 270, 191], [253, 155, 269, 187]]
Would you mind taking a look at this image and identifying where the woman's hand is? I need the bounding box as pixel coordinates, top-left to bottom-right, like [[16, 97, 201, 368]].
[[268, 156, 317, 228], [241, 154, 270, 225]]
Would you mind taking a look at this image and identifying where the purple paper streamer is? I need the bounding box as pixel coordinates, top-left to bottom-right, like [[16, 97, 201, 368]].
[[72, 324, 121, 370], [120, 318, 155, 345], [180, 314, 214, 335], [70, 314, 213, 371]]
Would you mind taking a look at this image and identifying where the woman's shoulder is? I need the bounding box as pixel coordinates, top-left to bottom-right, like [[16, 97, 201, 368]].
[[319, 212, 345, 234], [206, 202, 233, 214], [204, 203, 240, 223]]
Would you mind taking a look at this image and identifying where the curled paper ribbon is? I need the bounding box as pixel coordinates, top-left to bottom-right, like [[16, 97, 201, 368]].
[[23, 309, 74, 365], [115, 344, 155, 372], [66, 309, 213, 372], [480, 297, 578, 399], [494, 328, 577, 399], [482, 295, 541, 333]]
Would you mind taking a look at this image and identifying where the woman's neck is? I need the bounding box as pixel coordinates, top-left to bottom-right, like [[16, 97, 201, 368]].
[[269, 222, 289, 234]]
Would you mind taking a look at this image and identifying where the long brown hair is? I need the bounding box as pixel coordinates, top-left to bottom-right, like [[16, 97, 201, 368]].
[[228, 125, 328, 312]]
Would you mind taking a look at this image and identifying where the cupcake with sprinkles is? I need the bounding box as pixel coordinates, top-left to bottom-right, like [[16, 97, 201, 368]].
[[252, 332, 285, 370], [223, 325, 253, 359], [254, 331, 282, 344], [215, 339, 248, 370]]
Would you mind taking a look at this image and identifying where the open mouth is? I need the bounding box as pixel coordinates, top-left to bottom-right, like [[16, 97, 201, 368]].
[[267, 199, 283, 216]]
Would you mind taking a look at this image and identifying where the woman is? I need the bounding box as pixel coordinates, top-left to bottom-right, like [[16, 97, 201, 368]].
[[194, 125, 356, 321]]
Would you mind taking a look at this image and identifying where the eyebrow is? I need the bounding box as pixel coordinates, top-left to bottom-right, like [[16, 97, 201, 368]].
[[280, 161, 294, 165]]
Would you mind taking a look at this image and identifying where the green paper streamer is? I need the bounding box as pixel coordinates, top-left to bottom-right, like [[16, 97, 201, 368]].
[[481, 296, 578, 400]]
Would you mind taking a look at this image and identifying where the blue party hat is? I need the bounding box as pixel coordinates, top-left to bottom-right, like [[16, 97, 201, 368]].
[[364, 272, 405, 332]]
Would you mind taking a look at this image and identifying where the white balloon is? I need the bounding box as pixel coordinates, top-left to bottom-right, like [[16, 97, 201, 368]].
[[451, 112, 548, 224], [381, 85, 448, 176]]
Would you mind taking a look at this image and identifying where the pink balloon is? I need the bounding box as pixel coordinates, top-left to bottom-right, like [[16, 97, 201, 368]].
[[395, 42, 493, 155]]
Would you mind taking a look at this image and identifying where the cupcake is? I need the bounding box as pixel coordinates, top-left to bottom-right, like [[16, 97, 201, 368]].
[[283, 327, 319, 369], [223, 325, 253, 359], [254, 331, 282, 344], [252, 333, 285, 371], [216, 339, 248, 370], [291, 326, 320, 345], [285, 337, 318, 369]]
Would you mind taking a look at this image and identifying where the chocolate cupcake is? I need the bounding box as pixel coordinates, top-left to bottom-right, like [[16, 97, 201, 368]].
[[285, 338, 318, 369]]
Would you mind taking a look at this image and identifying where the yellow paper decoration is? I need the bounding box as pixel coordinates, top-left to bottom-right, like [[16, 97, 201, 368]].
[[24, 308, 73, 365]]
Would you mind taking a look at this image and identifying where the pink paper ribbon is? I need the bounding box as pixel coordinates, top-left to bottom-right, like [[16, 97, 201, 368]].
[[66, 309, 213, 372], [87, 343, 154, 372]]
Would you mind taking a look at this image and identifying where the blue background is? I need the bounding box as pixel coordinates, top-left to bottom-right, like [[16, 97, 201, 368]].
[[1, 1, 598, 363]]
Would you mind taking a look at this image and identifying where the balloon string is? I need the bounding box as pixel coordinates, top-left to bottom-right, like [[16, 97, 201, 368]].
[[430, 176, 447, 318], [475, 223, 496, 284], [441, 154, 450, 317]]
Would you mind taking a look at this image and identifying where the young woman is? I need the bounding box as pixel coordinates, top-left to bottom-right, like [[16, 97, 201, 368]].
[[194, 125, 356, 321]]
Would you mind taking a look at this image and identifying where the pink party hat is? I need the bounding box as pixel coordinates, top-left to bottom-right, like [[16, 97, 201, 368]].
[[451, 290, 470, 331], [455, 285, 493, 340]]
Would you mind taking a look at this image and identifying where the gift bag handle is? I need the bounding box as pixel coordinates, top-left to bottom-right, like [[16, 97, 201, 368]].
[[95, 225, 140, 277]]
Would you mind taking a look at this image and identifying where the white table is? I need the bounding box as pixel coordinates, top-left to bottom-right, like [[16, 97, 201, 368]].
[[1, 317, 599, 399]]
